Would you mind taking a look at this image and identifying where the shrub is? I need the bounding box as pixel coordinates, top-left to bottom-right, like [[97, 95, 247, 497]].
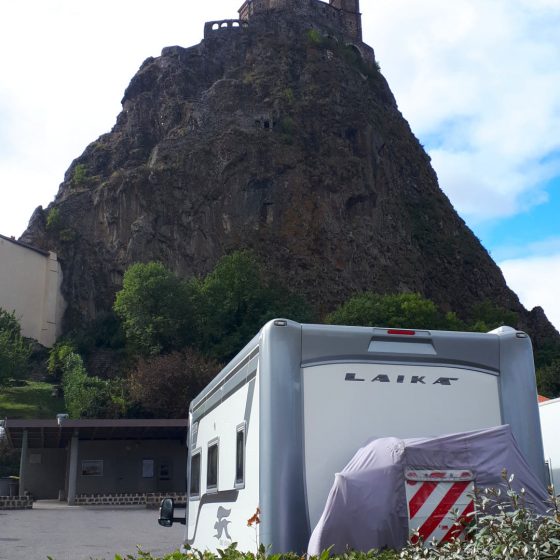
[[61, 351, 95, 417], [58, 227, 77, 242], [536, 359, 560, 399], [72, 163, 88, 184], [67, 311, 127, 356], [278, 116, 296, 137], [113, 546, 399, 560], [128, 349, 221, 418], [466, 300, 518, 332], [61, 350, 127, 418], [534, 339, 560, 369], [47, 341, 75, 381], [306, 28, 323, 45], [283, 88, 295, 104], [45, 207, 61, 231], [0, 308, 31, 386], [400, 472, 560, 560]]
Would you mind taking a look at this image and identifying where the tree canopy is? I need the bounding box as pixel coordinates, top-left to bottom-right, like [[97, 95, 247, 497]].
[[325, 292, 463, 331], [466, 301, 519, 333], [128, 349, 221, 418], [192, 250, 312, 361], [114, 262, 194, 356], [60, 348, 126, 418], [113, 251, 312, 362], [326, 292, 521, 334], [46, 253, 560, 418], [536, 359, 560, 398]]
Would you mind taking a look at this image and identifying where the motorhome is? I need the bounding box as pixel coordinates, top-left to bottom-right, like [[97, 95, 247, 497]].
[[160, 319, 546, 553], [539, 396, 560, 494]]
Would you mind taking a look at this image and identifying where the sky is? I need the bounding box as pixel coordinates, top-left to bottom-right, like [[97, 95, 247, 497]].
[[1, 0, 559, 330]]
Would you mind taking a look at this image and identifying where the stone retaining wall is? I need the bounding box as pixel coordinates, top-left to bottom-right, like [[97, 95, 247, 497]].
[[74, 493, 145, 506], [74, 492, 187, 508], [0, 496, 33, 510], [146, 492, 187, 509]]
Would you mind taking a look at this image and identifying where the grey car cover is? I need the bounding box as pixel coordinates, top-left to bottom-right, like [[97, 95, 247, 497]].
[[308, 425, 549, 554]]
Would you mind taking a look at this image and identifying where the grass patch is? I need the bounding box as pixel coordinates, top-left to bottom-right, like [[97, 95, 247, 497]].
[[0, 380, 65, 419]]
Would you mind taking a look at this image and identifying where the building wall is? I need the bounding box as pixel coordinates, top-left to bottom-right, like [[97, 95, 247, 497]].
[[0, 235, 65, 347], [76, 440, 186, 495], [24, 448, 67, 500], [238, 0, 362, 41]]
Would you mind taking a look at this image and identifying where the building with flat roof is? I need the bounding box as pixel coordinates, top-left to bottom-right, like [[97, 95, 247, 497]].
[[2, 418, 188, 506], [0, 233, 65, 347]]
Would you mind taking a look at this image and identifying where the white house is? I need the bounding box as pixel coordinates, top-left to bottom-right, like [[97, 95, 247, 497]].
[[0, 233, 65, 347]]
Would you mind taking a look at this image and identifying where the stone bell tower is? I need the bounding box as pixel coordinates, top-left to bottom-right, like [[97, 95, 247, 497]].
[[329, 0, 362, 41]]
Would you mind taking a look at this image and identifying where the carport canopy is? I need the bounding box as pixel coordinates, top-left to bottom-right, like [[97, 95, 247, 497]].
[[3, 418, 188, 449]]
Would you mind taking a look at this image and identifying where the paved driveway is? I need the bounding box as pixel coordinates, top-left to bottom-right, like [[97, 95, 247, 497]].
[[0, 501, 186, 560]]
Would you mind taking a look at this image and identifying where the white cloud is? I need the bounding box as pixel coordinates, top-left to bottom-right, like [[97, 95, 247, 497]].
[[363, 0, 560, 222], [0, 0, 235, 238], [428, 149, 553, 221], [1, 0, 560, 237], [493, 236, 560, 261], [500, 254, 560, 331]]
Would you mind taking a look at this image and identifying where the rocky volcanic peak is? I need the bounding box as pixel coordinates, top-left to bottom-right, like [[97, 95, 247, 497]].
[[21, 4, 558, 341]]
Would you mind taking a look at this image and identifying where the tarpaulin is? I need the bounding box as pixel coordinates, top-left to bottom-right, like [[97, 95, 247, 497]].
[[308, 425, 549, 553]]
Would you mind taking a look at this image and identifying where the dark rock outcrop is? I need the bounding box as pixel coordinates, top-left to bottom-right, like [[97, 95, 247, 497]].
[[21, 3, 559, 342]]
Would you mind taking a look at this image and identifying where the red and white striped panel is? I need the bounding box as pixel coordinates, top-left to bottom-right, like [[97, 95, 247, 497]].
[[405, 469, 475, 546]]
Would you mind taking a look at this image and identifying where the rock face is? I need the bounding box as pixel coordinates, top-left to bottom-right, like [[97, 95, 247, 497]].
[[21, 0, 559, 340]]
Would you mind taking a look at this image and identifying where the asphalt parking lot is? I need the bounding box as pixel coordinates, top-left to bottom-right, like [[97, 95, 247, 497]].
[[0, 501, 186, 560]]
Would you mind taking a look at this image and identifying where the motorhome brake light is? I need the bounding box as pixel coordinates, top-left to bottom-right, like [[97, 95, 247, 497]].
[[387, 329, 415, 336]]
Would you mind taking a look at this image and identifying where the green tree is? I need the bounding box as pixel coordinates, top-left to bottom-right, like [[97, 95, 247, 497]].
[[326, 292, 523, 335], [61, 351, 127, 418], [533, 338, 560, 369], [69, 311, 126, 355], [536, 359, 560, 398], [0, 309, 31, 386], [47, 341, 75, 382], [114, 262, 194, 356], [114, 253, 313, 363], [193, 251, 313, 361], [326, 292, 457, 330], [467, 300, 518, 332]]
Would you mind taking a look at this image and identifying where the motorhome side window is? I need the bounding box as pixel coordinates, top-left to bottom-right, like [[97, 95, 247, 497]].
[[190, 450, 201, 498], [207, 439, 219, 492], [235, 423, 246, 487]]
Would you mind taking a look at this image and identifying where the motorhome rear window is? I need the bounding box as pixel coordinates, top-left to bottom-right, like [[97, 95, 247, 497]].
[[235, 423, 246, 487], [190, 451, 201, 498], [207, 440, 219, 491]]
